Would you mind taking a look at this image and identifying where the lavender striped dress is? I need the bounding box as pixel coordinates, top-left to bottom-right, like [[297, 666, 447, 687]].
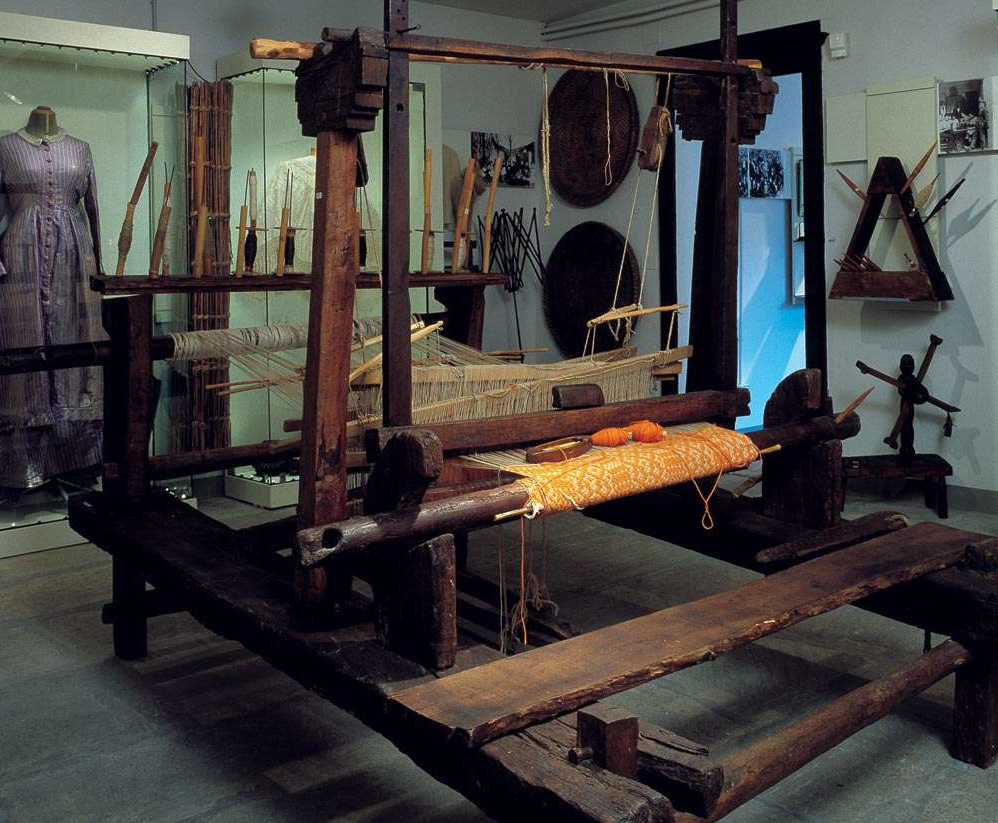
[[0, 129, 106, 489]]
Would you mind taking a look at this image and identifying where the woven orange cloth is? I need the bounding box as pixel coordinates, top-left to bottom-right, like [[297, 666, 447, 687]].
[[507, 423, 759, 516]]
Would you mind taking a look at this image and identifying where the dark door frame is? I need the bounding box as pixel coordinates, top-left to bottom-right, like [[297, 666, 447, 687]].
[[658, 21, 828, 396]]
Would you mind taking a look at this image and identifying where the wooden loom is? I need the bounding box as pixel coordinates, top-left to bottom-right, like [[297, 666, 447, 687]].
[[4, 3, 993, 821]]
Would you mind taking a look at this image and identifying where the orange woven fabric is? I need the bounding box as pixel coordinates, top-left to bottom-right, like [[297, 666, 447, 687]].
[[508, 423, 759, 516]]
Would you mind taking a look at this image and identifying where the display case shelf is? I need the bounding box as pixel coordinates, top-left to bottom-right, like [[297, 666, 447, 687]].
[[92, 271, 507, 293]]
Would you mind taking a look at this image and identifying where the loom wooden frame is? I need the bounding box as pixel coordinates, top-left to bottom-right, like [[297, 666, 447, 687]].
[[3, 1, 994, 821]]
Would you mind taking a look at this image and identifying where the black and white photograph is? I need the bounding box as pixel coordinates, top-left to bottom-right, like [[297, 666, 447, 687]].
[[738, 146, 749, 197], [938, 77, 994, 154], [748, 147, 787, 198], [470, 131, 536, 187]]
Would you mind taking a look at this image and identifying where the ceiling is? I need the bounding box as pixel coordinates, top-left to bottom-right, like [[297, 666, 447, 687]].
[[422, 0, 620, 23]]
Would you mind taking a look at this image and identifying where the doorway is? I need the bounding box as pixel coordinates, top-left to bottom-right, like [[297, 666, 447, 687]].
[[658, 22, 827, 427]]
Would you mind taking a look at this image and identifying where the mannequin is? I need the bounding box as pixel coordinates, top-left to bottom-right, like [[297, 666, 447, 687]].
[[24, 105, 58, 139], [0, 106, 106, 491]]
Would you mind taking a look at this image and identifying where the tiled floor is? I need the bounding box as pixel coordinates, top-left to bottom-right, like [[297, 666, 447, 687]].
[[1, 486, 996, 822]]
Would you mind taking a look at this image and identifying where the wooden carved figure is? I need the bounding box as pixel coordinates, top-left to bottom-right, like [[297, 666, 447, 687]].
[[856, 334, 960, 461]]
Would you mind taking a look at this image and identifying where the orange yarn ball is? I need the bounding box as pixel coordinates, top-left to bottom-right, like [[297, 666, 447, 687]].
[[627, 420, 664, 443], [590, 427, 630, 447]]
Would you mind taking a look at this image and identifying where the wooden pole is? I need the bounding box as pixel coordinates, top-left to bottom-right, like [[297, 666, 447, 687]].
[[382, 0, 413, 427], [300, 414, 861, 563], [192, 134, 208, 278], [452, 157, 477, 272], [420, 148, 433, 274], [235, 204, 248, 276], [705, 640, 969, 822], [116, 141, 158, 276], [295, 129, 361, 615], [149, 169, 173, 279], [481, 153, 502, 273]]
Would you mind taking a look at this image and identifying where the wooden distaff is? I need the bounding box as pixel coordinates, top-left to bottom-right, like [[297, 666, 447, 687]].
[[419, 148, 434, 274], [235, 169, 251, 277], [481, 153, 503, 272], [116, 141, 158, 276], [149, 165, 174, 278], [452, 158, 477, 272], [276, 169, 292, 277], [192, 134, 208, 278], [245, 169, 258, 273]]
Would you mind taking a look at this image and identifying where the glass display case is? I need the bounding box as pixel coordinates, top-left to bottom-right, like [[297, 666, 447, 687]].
[[0, 12, 190, 554], [216, 53, 445, 452]]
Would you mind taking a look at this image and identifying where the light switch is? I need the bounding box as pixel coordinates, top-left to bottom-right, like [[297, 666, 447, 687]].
[[829, 32, 849, 59]]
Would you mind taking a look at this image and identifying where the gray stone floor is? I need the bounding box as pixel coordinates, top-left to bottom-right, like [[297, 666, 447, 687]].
[[2, 486, 997, 822]]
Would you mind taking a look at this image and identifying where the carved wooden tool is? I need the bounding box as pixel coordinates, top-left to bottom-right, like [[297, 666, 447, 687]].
[[149, 164, 174, 278], [836, 169, 866, 201], [923, 178, 966, 224], [452, 158, 476, 272], [116, 141, 158, 276], [855, 334, 959, 458], [244, 169, 258, 273], [481, 153, 503, 272], [276, 169, 292, 277], [901, 140, 937, 194], [834, 386, 874, 425], [525, 436, 591, 464], [637, 104, 671, 171], [235, 171, 249, 277], [420, 148, 434, 274]]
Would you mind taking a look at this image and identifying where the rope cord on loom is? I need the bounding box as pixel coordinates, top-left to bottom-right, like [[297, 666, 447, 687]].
[[583, 72, 675, 356]]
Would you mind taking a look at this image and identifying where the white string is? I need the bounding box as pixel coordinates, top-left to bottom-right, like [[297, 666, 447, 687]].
[[541, 67, 553, 227]]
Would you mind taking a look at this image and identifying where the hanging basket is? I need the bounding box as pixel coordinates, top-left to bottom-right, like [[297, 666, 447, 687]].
[[545, 69, 639, 208], [543, 222, 640, 358]]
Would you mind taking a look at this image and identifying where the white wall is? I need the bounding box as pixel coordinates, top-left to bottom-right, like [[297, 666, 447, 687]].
[[551, 0, 998, 494]]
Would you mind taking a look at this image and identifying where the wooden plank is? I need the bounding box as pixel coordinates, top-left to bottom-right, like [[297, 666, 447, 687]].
[[470, 715, 676, 823], [381, 0, 413, 427], [369, 389, 751, 457], [382, 31, 750, 79], [694, 640, 970, 822], [91, 272, 505, 293], [755, 510, 909, 566], [389, 522, 972, 747]]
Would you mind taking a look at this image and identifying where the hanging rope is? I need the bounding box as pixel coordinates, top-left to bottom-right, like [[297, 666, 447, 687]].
[[541, 67, 553, 227]]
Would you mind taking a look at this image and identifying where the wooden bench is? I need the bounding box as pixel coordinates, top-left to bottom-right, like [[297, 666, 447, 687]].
[[843, 453, 953, 518]]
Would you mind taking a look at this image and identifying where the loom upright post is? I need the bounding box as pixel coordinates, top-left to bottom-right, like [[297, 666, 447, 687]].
[[382, 0, 414, 427]]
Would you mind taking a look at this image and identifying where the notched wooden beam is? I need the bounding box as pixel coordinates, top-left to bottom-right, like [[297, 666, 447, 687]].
[[295, 27, 388, 135]]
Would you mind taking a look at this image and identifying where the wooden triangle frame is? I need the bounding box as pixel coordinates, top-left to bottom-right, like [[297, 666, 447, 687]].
[[829, 156, 953, 302]]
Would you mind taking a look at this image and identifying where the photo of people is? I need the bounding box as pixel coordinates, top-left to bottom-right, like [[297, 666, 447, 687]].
[[470, 132, 536, 187], [938, 78, 994, 154]]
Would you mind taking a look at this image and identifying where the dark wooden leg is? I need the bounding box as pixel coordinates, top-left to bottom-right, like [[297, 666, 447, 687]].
[[455, 530, 469, 572], [923, 478, 937, 511], [938, 476, 949, 519], [111, 554, 147, 660], [374, 534, 457, 670], [954, 642, 998, 767]]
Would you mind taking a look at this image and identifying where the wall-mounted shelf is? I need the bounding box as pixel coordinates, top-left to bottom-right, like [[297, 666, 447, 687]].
[[92, 272, 507, 294], [829, 156, 953, 302]]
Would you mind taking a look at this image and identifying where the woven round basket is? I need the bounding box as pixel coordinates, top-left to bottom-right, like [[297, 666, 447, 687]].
[[546, 69, 639, 208], [543, 222, 640, 358]]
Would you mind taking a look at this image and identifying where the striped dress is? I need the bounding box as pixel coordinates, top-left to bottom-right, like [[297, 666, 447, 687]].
[[0, 129, 105, 489]]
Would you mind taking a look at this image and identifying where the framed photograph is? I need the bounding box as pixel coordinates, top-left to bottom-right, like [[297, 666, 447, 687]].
[[938, 78, 995, 154], [748, 148, 789, 198], [470, 132, 536, 188], [738, 146, 749, 197]]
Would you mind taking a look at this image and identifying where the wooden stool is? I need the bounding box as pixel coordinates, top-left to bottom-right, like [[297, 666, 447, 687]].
[[843, 454, 952, 519]]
